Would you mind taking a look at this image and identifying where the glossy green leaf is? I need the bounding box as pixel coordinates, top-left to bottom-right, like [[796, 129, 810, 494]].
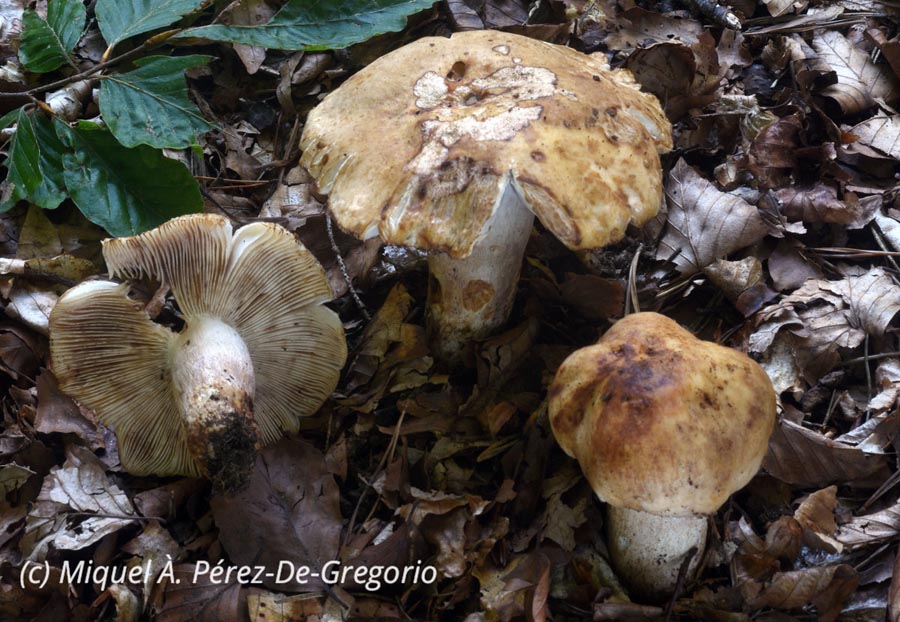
[[177, 0, 436, 50], [99, 55, 213, 149], [18, 0, 86, 73], [96, 0, 205, 47], [55, 121, 202, 236], [1, 109, 67, 211]]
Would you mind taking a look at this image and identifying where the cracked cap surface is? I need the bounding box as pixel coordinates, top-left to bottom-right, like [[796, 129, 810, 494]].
[[300, 29, 672, 258]]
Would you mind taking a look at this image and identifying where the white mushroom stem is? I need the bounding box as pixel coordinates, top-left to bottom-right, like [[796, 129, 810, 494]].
[[426, 177, 535, 364], [607, 506, 707, 600], [170, 315, 258, 476]]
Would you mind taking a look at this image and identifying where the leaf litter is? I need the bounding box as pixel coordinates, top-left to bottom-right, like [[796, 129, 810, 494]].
[[5, 0, 900, 620]]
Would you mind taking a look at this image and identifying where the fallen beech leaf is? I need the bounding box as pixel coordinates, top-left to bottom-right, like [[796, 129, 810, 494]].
[[657, 159, 768, 274], [776, 184, 878, 228], [246, 589, 324, 622], [847, 113, 900, 158], [751, 268, 900, 383], [211, 439, 342, 592], [603, 8, 704, 50], [221, 0, 275, 74], [762, 0, 807, 17], [746, 114, 801, 189], [794, 486, 842, 552], [741, 563, 857, 620], [890, 547, 900, 622], [21, 454, 137, 560], [813, 30, 900, 115], [763, 418, 889, 486], [0, 462, 33, 495], [836, 499, 900, 550], [154, 564, 245, 622]]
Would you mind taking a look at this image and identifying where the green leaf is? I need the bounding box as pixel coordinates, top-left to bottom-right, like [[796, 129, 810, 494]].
[[55, 120, 202, 236], [96, 0, 205, 47], [1, 109, 67, 211], [18, 0, 87, 73], [177, 0, 435, 51], [99, 55, 214, 149]]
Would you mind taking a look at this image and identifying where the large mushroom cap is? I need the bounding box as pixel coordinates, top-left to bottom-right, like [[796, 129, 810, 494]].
[[50, 214, 347, 479], [548, 312, 776, 517], [300, 29, 672, 258]]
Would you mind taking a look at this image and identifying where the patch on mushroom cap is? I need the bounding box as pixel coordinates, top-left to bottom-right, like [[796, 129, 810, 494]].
[[299, 29, 673, 257]]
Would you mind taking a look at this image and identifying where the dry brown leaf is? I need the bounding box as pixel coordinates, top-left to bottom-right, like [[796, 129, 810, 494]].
[[762, 0, 807, 17], [751, 268, 900, 383], [741, 563, 857, 620], [793, 486, 842, 552], [153, 564, 246, 622], [763, 418, 889, 486], [657, 159, 768, 274], [776, 184, 878, 228], [890, 546, 900, 622], [246, 589, 324, 622], [221, 0, 275, 74], [847, 113, 900, 158], [745, 114, 801, 189], [20, 453, 137, 560], [603, 8, 704, 50], [836, 499, 900, 550], [813, 30, 900, 115], [211, 439, 342, 592]]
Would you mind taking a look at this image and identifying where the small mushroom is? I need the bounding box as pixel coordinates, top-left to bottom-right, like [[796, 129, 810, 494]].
[[299, 30, 671, 364], [49, 214, 347, 490], [548, 312, 776, 600]]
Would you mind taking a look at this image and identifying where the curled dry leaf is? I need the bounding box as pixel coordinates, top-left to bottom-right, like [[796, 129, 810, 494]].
[[153, 564, 245, 622], [210, 439, 342, 592], [657, 158, 768, 274], [745, 114, 801, 189], [763, 418, 889, 486], [847, 113, 900, 158], [812, 30, 900, 115], [220, 0, 276, 74], [776, 184, 878, 228], [751, 268, 900, 383], [836, 498, 900, 551], [20, 455, 137, 560], [793, 485, 842, 552], [741, 564, 857, 621]]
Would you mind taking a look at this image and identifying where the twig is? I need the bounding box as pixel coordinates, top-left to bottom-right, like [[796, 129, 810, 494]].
[[625, 243, 642, 315], [0, 33, 176, 100], [326, 213, 371, 321]]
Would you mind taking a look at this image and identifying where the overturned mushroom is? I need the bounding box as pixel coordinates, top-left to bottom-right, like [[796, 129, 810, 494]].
[[49, 214, 347, 490], [299, 30, 671, 363], [548, 313, 776, 600]]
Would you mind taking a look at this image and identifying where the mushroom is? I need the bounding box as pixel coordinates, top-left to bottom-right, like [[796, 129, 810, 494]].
[[299, 30, 671, 363], [548, 312, 776, 599], [49, 214, 347, 490]]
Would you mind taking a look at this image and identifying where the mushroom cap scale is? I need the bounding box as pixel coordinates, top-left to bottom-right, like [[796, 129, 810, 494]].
[[300, 29, 672, 259], [548, 312, 776, 517], [50, 214, 347, 478]]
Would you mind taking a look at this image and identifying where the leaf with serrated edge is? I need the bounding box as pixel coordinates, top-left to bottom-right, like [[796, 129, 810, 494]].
[[177, 0, 436, 51], [18, 0, 86, 73], [99, 55, 213, 149], [656, 158, 768, 274], [813, 30, 899, 115], [1, 109, 67, 211], [95, 0, 205, 47], [55, 120, 202, 236]]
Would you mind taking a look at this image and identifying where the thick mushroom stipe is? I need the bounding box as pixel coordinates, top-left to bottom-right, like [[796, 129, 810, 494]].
[[50, 215, 347, 487], [299, 30, 671, 364], [548, 312, 776, 599]]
